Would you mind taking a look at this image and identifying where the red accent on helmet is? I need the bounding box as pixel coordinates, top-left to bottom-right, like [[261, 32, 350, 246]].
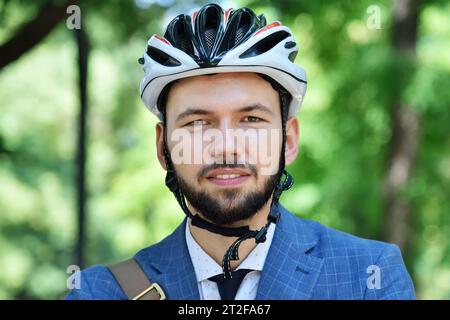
[[192, 10, 199, 23], [153, 34, 171, 46], [224, 8, 233, 23], [253, 21, 282, 37]]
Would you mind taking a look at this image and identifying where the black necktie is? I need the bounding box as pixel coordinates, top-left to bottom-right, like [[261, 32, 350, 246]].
[[208, 269, 252, 300]]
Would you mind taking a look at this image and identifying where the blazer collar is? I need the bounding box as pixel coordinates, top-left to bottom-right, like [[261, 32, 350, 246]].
[[255, 205, 323, 299]]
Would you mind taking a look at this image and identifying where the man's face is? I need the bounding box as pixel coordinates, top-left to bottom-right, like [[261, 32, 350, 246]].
[[156, 72, 299, 226]]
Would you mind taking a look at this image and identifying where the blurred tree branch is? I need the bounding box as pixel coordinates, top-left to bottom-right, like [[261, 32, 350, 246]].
[[0, 0, 76, 69]]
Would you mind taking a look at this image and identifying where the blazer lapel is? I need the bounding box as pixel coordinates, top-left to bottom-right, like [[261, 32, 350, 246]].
[[256, 206, 323, 300], [135, 218, 200, 300]]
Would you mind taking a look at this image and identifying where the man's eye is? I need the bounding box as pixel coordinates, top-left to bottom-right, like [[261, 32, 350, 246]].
[[243, 116, 263, 123], [184, 120, 208, 126]]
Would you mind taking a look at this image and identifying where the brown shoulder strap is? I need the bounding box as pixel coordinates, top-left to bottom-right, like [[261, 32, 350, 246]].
[[108, 258, 166, 300]]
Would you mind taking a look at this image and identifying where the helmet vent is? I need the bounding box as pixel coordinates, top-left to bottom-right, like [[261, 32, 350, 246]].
[[146, 46, 181, 66], [238, 30, 290, 59], [235, 26, 245, 46], [288, 50, 298, 62], [204, 28, 217, 53], [164, 15, 195, 56], [199, 5, 221, 56], [232, 10, 252, 47]]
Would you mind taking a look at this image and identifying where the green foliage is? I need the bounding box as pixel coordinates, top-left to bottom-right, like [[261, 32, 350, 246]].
[[0, 0, 449, 299]]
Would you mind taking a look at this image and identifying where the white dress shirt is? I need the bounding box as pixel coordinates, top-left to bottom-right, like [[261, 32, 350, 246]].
[[185, 219, 275, 300]]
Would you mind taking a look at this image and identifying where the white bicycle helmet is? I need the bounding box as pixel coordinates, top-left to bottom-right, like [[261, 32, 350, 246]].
[[139, 3, 307, 120]]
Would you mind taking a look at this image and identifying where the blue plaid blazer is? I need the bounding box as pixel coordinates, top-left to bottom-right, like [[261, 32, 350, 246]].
[[65, 205, 415, 300]]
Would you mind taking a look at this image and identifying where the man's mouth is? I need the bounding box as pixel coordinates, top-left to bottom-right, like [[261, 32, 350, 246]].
[[205, 168, 251, 186]]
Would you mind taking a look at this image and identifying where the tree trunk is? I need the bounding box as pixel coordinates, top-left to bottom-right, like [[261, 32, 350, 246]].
[[383, 0, 420, 250], [75, 24, 89, 268]]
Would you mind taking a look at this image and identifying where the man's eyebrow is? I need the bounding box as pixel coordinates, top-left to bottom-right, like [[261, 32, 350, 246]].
[[175, 108, 212, 122], [175, 103, 274, 121], [239, 103, 275, 115]]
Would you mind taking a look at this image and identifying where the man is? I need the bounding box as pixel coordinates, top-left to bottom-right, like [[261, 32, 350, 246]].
[[65, 4, 415, 300]]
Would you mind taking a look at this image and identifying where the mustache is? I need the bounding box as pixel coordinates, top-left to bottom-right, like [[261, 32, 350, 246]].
[[197, 163, 258, 180]]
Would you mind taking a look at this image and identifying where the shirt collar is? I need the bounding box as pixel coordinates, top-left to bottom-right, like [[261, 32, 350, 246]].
[[185, 218, 276, 282]]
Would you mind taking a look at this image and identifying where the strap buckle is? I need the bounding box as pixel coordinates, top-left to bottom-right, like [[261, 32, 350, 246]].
[[132, 282, 166, 300]]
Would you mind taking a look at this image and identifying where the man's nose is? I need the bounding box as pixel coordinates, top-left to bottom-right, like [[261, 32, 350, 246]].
[[210, 120, 243, 164]]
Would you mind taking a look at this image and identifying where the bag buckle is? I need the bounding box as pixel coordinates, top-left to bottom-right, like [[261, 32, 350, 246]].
[[132, 282, 166, 300]]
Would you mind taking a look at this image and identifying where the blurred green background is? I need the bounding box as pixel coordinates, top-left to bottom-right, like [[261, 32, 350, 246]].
[[0, 0, 449, 299]]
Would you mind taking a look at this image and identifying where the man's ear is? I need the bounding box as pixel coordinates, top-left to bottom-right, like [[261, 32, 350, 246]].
[[284, 117, 299, 166], [156, 122, 167, 171]]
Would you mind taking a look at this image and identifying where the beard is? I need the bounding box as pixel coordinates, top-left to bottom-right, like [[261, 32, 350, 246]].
[[175, 164, 280, 226]]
